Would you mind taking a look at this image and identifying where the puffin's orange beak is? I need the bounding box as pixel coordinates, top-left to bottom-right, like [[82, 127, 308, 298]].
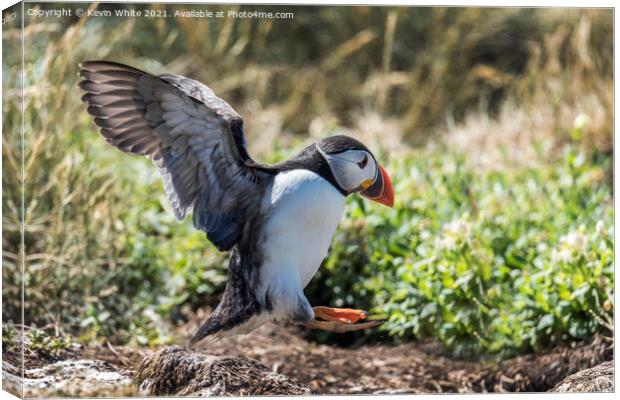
[[360, 164, 394, 208]]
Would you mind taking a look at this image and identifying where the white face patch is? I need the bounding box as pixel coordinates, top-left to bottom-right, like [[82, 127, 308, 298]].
[[319, 147, 378, 193]]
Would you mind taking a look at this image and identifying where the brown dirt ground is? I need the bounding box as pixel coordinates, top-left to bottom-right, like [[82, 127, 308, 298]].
[[176, 310, 613, 394], [4, 310, 613, 395]]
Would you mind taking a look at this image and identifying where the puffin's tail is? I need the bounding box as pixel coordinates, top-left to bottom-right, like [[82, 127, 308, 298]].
[[189, 310, 226, 346], [189, 300, 264, 346]]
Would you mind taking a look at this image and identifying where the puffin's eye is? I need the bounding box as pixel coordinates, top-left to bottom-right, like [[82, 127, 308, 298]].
[[357, 155, 368, 169]]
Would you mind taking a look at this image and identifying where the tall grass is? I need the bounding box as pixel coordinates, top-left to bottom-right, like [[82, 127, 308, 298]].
[[2, 4, 24, 330], [2, 4, 613, 354]]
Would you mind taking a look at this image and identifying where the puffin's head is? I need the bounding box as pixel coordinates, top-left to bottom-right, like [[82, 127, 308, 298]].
[[317, 135, 394, 207]]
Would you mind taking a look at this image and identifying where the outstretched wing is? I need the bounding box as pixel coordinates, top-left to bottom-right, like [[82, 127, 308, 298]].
[[79, 60, 273, 251]]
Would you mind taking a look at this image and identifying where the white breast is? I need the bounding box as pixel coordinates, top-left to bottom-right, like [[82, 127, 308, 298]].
[[258, 169, 345, 317]]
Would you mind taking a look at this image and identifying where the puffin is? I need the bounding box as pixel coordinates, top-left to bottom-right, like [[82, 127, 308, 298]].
[[78, 61, 394, 345]]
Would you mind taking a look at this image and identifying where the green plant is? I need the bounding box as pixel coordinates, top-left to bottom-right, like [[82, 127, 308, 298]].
[[27, 324, 73, 356], [29, 325, 46, 351], [307, 143, 613, 357], [2, 321, 16, 347]]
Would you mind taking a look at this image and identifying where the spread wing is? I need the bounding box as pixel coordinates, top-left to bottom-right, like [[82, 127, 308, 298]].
[[79, 60, 273, 251]]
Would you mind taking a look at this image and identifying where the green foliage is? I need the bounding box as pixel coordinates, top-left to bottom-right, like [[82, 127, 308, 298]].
[[3, 321, 16, 347], [28, 325, 73, 357], [307, 144, 613, 357], [26, 153, 229, 346]]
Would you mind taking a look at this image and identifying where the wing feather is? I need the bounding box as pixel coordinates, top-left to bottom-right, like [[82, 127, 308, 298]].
[[79, 60, 273, 250]]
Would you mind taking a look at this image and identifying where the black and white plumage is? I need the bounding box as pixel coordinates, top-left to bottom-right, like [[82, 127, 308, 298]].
[[79, 61, 394, 344]]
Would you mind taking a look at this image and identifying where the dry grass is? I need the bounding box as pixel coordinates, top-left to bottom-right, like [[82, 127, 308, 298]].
[[441, 11, 612, 171]]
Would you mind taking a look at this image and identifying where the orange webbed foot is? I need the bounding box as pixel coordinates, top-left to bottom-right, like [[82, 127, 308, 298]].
[[312, 306, 368, 324], [305, 306, 385, 333]]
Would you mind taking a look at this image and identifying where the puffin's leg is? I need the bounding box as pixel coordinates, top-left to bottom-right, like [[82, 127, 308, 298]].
[[305, 318, 384, 333], [312, 306, 369, 324]]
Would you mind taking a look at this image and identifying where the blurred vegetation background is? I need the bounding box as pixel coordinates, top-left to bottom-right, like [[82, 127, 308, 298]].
[[2, 4, 613, 358]]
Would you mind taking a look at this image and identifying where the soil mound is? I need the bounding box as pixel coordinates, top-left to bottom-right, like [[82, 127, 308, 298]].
[[551, 361, 613, 392], [136, 346, 311, 396]]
